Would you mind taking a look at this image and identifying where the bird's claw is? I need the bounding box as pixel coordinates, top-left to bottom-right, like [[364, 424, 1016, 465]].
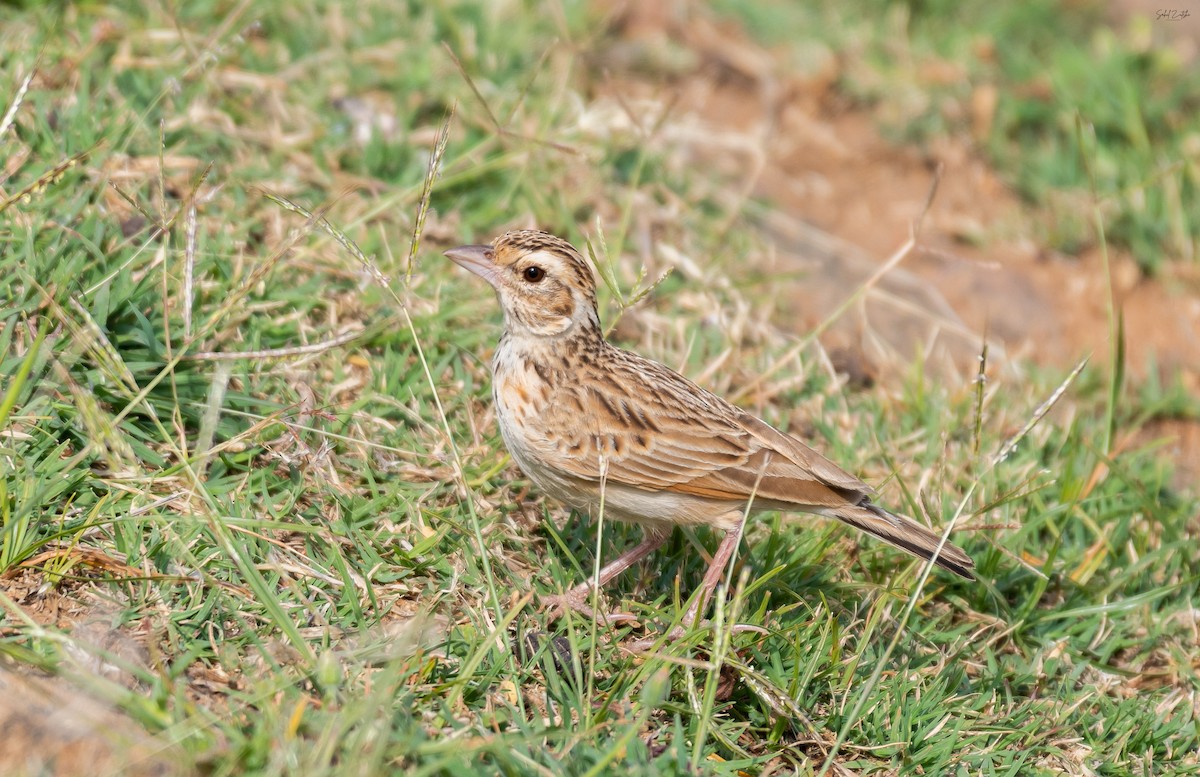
[[542, 590, 640, 626], [626, 620, 768, 652]]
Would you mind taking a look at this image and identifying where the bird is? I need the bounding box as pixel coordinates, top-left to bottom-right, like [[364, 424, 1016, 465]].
[[445, 229, 974, 629]]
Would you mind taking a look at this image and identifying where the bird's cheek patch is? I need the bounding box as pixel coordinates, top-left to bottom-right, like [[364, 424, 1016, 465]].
[[546, 288, 574, 320]]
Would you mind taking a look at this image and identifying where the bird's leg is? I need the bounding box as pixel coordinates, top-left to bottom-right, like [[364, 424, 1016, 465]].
[[544, 528, 669, 624], [628, 518, 766, 651], [681, 522, 744, 628]]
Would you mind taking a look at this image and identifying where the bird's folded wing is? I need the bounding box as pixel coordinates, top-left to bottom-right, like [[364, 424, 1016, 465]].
[[541, 366, 871, 511]]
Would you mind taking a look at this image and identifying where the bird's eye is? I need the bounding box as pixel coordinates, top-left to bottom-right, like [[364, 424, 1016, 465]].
[[522, 266, 545, 283]]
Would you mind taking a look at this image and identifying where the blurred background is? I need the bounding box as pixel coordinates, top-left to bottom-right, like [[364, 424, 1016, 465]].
[[2, 1, 1199, 774]]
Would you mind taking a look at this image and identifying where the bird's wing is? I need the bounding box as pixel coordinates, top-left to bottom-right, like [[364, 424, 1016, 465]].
[[539, 350, 870, 510], [532, 345, 975, 579]]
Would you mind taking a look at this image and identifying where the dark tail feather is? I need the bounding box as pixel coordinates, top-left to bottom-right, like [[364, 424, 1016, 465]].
[[831, 500, 975, 580]]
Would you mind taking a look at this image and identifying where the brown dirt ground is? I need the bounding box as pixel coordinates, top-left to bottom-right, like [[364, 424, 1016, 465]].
[[0, 665, 188, 777], [595, 2, 1200, 491], [0, 568, 190, 777]]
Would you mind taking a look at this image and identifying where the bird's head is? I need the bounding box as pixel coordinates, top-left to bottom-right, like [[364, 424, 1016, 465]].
[[444, 230, 601, 339]]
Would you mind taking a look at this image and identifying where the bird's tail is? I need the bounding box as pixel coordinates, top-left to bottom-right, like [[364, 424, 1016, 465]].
[[831, 500, 975, 580]]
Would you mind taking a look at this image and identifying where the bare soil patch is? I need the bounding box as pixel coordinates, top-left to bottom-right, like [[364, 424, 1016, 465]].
[[0, 662, 186, 777], [595, 2, 1200, 490]]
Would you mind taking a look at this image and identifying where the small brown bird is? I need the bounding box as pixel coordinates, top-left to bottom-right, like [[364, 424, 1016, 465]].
[[446, 230, 973, 627]]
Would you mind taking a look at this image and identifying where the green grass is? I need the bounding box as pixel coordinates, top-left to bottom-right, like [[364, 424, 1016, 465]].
[[2, 1, 1199, 775]]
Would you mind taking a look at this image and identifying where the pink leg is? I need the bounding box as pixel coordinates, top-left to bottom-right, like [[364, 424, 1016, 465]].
[[628, 518, 766, 651], [544, 528, 670, 623], [681, 522, 744, 627]]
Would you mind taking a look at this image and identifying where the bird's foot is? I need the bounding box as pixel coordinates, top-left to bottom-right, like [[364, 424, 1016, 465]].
[[626, 620, 768, 652], [542, 589, 640, 626]]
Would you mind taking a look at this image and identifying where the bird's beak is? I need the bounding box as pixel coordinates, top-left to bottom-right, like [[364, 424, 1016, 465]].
[[444, 244, 499, 288]]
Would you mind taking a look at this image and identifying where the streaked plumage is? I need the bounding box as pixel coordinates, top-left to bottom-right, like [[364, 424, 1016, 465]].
[[446, 230, 973, 624]]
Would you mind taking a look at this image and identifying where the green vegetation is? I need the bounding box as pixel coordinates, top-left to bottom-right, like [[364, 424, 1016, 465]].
[[715, 0, 1200, 271], [1, 1, 1197, 775]]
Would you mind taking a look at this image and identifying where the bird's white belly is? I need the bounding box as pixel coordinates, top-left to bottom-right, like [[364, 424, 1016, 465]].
[[497, 414, 591, 509], [597, 480, 748, 530]]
